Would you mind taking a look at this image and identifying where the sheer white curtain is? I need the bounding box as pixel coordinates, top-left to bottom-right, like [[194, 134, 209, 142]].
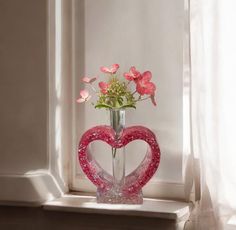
[[188, 0, 236, 229]]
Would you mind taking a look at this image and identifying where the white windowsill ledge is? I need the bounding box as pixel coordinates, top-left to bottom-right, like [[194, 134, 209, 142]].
[[44, 194, 192, 221]]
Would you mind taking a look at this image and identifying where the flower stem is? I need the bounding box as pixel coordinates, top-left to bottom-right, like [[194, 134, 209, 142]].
[[135, 96, 151, 102], [112, 147, 117, 158], [90, 84, 98, 93]]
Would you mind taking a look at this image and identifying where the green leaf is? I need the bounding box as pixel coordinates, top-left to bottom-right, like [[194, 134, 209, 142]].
[[95, 104, 113, 109], [120, 104, 136, 109], [118, 97, 123, 106]]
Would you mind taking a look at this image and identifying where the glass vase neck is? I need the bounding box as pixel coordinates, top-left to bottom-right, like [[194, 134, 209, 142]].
[[109, 109, 125, 137]]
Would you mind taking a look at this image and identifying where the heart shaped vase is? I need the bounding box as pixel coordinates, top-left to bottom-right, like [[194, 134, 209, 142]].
[[78, 109, 161, 204]]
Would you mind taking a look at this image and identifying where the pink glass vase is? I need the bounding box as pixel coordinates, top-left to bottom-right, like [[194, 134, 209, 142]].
[[78, 109, 161, 204]]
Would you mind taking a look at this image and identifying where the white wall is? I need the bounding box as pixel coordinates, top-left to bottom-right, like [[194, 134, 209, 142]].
[[0, 0, 63, 204], [0, 0, 48, 174]]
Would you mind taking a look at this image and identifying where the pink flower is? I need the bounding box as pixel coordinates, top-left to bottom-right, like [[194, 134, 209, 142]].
[[124, 66, 141, 81], [99, 81, 109, 94], [82, 76, 97, 84], [100, 64, 119, 74], [136, 71, 156, 95], [76, 89, 91, 103]]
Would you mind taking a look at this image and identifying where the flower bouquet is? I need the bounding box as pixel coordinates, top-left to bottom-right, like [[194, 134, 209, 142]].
[[77, 64, 157, 108], [77, 64, 161, 204]]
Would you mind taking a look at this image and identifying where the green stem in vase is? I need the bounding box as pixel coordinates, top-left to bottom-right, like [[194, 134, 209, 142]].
[[112, 147, 117, 158]]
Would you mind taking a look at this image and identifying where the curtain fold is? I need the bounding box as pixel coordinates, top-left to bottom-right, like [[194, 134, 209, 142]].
[[188, 0, 236, 229]]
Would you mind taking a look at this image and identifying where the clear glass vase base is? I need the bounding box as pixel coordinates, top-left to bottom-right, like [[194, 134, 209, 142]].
[[97, 188, 143, 204]]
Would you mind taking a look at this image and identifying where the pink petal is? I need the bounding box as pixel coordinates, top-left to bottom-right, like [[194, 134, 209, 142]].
[[130, 66, 141, 79], [77, 98, 85, 103], [124, 72, 134, 81], [142, 71, 152, 82], [130, 66, 136, 73], [136, 81, 156, 95], [99, 81, 109, 94], [144, 82, 156, 95], [100, 66, 110, 73], [100, 64, 120, 74], [82, 76, 97, 84], [99, 81, 107, 89], [124, 66, 141, 81], [112, 64, 119, 69], [151, 95, 157, 106], [80, 89, 89, 99], [110, 64, 119, 74], [82, 77, 91, 83], [136, 82, 146, 95]]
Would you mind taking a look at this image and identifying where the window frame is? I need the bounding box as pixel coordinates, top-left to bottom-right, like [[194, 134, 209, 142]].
[[62, 1, 193, 200]]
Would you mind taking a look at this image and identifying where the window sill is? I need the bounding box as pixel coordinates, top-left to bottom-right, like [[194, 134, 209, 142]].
[[43, 193, 192, 221]]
